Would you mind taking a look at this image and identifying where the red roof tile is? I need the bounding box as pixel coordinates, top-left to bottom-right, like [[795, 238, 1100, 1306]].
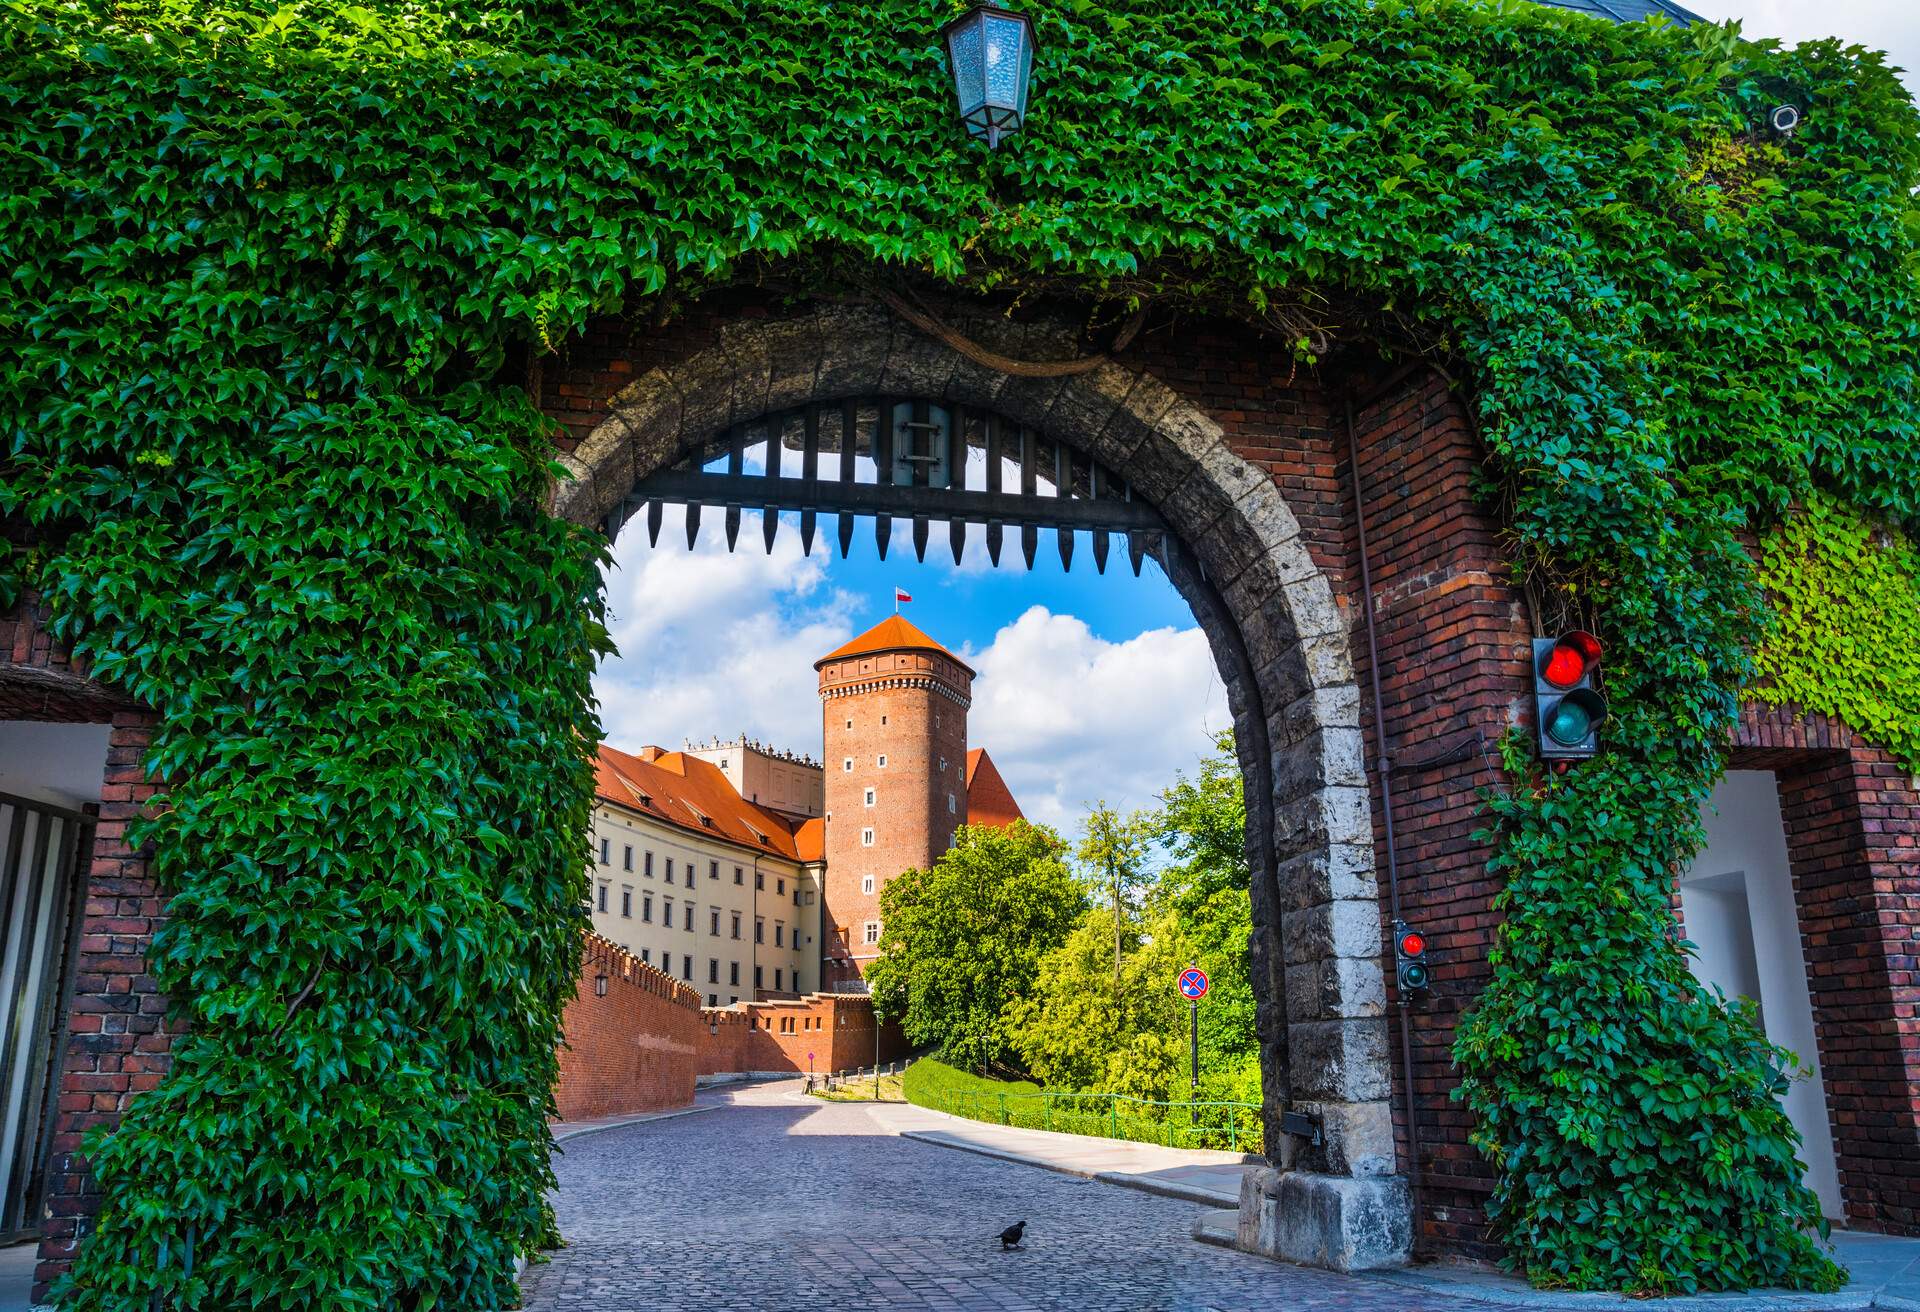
[[815, 615, 972, 673], [595, 744, 804, 860], [965, 748, 1025, 829]]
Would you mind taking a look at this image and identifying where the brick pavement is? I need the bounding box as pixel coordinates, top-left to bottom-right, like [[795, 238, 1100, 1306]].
[[519, 1081, 1459, 1312]]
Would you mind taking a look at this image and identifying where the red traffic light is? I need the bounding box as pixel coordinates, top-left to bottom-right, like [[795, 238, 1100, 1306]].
[[1397, 930, 1426, 958], [1539, 630, 1602, 689]]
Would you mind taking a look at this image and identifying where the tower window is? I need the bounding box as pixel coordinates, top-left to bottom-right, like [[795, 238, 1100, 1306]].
[[864, 921, 881, 945], [881, 715, 888, 726], [862, 876, 875, 894], [842, 758, 853, 772], [861, 828, 875, 847], [876, 754, 887, 768], [864, 787, 876, 807], [845, 718, 853, 729]]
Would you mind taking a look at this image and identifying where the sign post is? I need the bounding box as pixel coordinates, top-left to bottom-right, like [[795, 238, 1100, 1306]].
[[1177, 966, 1209, 1093]]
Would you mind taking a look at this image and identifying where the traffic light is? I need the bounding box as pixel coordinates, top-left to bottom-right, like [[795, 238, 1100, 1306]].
[[1394, 920, 1430, 994], [1532, 630, 1607, 760]]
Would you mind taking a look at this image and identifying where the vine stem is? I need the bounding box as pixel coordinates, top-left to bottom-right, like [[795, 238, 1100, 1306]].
[[267, 959, 325, 1042]]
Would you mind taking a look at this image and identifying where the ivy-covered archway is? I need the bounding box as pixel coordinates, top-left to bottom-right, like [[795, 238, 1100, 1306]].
[[6, 0, 1915, 1303]]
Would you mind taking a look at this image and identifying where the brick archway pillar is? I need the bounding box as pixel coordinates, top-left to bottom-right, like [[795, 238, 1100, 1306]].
[[550, 302, 1410, 1271]]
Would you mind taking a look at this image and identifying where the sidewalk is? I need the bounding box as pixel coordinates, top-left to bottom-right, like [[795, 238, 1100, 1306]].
[[855, 1091, 1257, 1208]]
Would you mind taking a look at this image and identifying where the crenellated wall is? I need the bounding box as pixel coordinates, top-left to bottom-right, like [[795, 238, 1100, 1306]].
[[553, 934, 704, 1122]]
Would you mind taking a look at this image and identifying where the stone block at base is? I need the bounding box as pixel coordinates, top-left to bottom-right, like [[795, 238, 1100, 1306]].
[[1235, 1166, 1410, 1272]]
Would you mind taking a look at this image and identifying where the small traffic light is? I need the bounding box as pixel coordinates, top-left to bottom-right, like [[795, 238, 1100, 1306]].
[[1532, 630, 1607, 760], [1394, 920, 1430, 994]]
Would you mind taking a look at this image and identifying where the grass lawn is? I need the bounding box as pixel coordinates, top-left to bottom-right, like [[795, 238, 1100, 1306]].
[[809, 1070, 906, 1102]]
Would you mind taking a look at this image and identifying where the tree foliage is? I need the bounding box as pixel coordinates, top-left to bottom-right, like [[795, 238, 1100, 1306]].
[[865, 821, 1086, 1073], [5, 0, 1914, 1296]]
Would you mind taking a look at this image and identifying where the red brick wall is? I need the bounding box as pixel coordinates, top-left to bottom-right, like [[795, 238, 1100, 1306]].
[[697, 993, 907, 1076], [817, 648, 971, 986], [554, 934, 704, 1121]]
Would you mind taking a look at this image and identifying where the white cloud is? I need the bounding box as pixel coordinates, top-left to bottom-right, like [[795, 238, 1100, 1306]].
[[963, 606, 1229, 832], [592, 535, 1231, 837], [594, 505, 858, 759]]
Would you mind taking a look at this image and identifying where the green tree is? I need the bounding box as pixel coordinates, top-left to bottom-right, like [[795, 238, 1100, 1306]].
[[1076, 801, 1155, 987], [865, 821, 1086, 1073], [1149, 730, 1249, 913]]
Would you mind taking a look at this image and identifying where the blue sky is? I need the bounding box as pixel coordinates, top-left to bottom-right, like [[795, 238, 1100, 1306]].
[[593, 506, 1230, 832]]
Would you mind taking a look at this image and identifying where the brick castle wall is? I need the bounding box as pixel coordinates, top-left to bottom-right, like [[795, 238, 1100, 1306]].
[[817, 646, 971, 985], [554, 933, 704, 1122], [697, 993, 907, 1077]]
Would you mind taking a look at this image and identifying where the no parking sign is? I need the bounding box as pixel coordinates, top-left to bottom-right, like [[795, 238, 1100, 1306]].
[[1178, 966, 1210, 1000]]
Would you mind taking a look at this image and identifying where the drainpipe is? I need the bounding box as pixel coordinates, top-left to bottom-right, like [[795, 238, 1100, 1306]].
[[1344, 386, 1425, 1252]]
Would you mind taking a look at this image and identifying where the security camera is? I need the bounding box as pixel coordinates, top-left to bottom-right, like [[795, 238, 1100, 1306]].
[[1769, 103, 1802, 136]]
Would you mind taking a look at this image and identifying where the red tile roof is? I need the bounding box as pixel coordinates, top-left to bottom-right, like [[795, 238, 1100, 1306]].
[[965, 748, 1025, 829], [595, 744, 804, 860], [794, 817, 825, 863], [815, 615, 973, 674]]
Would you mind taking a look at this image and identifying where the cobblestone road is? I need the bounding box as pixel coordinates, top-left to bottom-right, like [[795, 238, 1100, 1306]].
[[518, 1082, 1464, 1312]]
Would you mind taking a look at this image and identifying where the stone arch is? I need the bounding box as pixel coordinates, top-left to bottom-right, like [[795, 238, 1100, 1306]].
[[549, 302, 1408, 1270]]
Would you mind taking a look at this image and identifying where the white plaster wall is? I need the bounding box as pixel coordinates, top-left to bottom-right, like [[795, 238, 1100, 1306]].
[[1681, 770, 1843, 1219], [0, 720, 112, 809]]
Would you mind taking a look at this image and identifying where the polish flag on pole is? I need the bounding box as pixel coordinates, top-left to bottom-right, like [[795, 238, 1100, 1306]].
[[893, 586, 912, 612]]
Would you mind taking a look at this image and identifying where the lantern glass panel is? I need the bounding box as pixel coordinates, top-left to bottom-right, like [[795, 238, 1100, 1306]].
[[982, 12, 1026, 111], [947, 18, 986, 117]]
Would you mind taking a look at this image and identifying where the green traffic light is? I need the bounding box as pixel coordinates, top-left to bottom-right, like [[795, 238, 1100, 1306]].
[[1547, 699, 1592, 745], [1401, 960, 1430, 990]]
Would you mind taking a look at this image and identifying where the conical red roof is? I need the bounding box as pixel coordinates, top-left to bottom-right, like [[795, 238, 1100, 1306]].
[[815, 615, 972, 673]]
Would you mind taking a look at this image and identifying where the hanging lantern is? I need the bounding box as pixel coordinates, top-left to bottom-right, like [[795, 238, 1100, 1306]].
[[940, 4, 1038, 149]]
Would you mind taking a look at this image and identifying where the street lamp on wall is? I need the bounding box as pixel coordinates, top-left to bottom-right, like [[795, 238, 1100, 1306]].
[[940, 4, 1037, 149]]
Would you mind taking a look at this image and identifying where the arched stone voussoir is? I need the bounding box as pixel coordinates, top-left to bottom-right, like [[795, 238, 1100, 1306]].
[[548, 300, 1405, 1273]]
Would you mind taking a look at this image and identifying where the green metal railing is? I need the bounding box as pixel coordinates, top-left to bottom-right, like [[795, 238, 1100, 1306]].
[[920, 1087, 1263, 1154]]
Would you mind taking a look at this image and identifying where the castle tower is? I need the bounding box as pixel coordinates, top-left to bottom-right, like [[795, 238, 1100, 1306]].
[[815, 616, 973, 988]]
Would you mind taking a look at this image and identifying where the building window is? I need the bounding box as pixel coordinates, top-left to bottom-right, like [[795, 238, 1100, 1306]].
[[709, 993, 718, 1006], [864, 787, 876, 807], [864, 921, 881, 945], [845, 718, 853, 729], [755, 919, 764, 944], [876, 754, 887, 768], [596, 883, 609, 912], [640, 948, 650, 963], [755, 871, 764, 890], [731, 912, 741, 940], [644, 851, 654, 877], [729, 995, 738, 1005], [710, 860, 719, 881], [709, 909, 719, 936], [599, 838, 610, 865], [643, 895, 653, 923], [665, 859, 674, 885], [776, 878, 784, 895], [729, 961, 740, 986], [663, 901, 673, 929], [861, 875, 875, 894], [948, 793, 956, 814], [842, 757, 853, 772], [708, 959, 719, 984], [881, 715, 888, 726], [939, 756, 947, 772], [622, 845, 633, 872], [755, 965, 764, 988], [861, 828, 874, 847], [774, 923, 784, 947], [682, 955, 692, 980], [733, 865, 743, 885], [620, 887, 633, 918]]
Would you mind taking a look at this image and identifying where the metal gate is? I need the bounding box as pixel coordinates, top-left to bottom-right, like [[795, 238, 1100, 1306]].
[[0, 792, 89, 1242]]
